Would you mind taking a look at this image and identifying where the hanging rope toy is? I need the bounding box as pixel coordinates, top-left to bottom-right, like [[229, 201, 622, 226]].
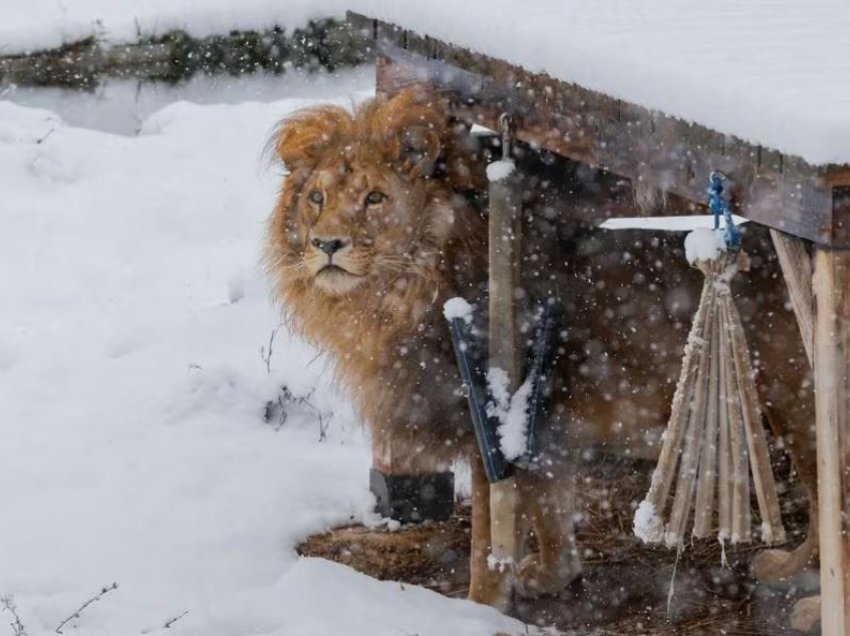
[[633, 172, 786, 551]]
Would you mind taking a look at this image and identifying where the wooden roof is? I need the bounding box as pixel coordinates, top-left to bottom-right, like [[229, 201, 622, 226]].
[[349, 12, 850, 248]]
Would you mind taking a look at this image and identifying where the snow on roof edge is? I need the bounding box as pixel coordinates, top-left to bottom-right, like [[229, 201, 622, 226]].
[[349, 1, 850, 167]]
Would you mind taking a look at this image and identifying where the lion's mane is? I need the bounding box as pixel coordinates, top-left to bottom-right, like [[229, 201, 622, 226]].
[[265, 89, 487, 465]]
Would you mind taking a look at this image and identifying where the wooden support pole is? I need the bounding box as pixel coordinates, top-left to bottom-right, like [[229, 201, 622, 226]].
[[643, 279, 713, 517], [812, 247, 850, 636], [487, 163, 522, 606], [770, 229, 814, 366], [693, 304, 720, 538], [725, 324, 752, 543], [717, 295, 733, 543], [666, 296, 714, 546], [725, 291, 786, 543], [752, 229, 818, 584]]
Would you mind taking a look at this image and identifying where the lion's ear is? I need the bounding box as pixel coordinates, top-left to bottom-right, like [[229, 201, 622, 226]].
[[371, 88, 448, 178], [270, 105, 352, 171]]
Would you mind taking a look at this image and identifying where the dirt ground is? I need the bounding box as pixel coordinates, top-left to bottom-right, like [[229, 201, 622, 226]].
[[298, 454, 817, 635]]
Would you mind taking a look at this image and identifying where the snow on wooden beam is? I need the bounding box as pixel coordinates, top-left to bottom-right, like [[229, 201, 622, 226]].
[[349, 12, 850, 248]]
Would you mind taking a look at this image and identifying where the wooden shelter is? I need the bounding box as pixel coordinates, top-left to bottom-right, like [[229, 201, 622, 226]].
[[348, 10, 850, 633]]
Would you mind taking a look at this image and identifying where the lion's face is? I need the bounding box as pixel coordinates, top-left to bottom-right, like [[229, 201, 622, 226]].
[[291, 158, 427, 296], [267, 89, 482, 304]]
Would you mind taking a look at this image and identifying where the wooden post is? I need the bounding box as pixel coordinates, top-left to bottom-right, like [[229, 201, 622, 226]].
[[770, 229, 814, 365], [751, 230, 818, 583], [812, 247, 850, 635], [487, 159, 523, 607]]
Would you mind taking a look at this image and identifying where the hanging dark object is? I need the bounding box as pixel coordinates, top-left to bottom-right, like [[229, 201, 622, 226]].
[[634, 173, 786, 550], [445, 114, 563, 483], [445, 297, 563, 483], [445, 300, 512, 483]]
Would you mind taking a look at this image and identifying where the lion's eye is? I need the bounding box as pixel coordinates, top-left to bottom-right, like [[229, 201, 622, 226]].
[[308, 190, 324, 206], [365, 191, 387, 207]]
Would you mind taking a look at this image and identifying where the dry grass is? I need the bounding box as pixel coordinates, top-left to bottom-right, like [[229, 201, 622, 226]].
[[298, 454, 814, 635]]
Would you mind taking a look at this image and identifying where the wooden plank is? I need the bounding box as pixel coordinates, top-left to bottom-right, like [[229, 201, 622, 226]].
[[725, 291, 786, 543], [831, 186, 850, 247], [358, 21, 850, 246], [469, 455, 502, 604], [825, 168, 850, 248], [693, 307, 720, 538], [376, 22, 405, 49], [812, 247, 850, 635], [405, 30, 431, 58], [487, 164, 523, 606], [770, 229, 814, 366], [345, 12, 376, 40]]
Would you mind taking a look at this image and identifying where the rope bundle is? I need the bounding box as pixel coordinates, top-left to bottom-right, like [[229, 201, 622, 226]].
[[633, 229, 786, 550]]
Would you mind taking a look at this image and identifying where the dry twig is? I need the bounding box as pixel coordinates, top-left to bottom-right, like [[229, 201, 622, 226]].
[[259, 325, 282, 374], [1, 596, 27, 636], [55, 582, 118, 634], [163, 610, 189, 629]]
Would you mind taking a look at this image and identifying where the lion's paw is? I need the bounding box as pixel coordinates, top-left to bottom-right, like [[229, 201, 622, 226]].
[[468, 569, 512, 611], [751, 548, 794, 582], [516, 552, 581, 599], [790, 595, 820, 632], [751, 538, 816, 584]]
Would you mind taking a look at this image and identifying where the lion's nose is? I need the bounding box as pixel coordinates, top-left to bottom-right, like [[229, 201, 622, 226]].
[[311, 236, 350, 256]]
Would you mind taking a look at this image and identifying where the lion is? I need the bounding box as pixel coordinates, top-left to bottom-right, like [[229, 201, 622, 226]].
[[265, 88, 818, 609], [264, 88, 582, 605]]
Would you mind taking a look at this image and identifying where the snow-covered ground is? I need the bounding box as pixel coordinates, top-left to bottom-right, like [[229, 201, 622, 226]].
[[5, 68, 376, 136], [0, 75, 528, 635]]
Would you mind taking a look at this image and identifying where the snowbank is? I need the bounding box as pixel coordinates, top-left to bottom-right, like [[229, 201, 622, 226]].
[[6, 67, 375, 136], [1, 0, 351, 54], [0, 82, 524, 635], [0, 93, 356, 635], [350, 0, 850, 165], [188, 558, 531, 636]]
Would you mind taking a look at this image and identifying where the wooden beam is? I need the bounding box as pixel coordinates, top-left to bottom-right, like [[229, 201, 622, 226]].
[[812, 247, 850, 635], [486, 161, 523, 608], [770, 229, 814, 366], [751, 232, 818, 590], [350, 11, 850, 247]]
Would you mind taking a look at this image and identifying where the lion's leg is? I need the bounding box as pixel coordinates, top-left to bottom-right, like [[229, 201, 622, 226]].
[[752, 488, 819, 582], [515, 464, 581, 598], [468, 454, 509, 606]]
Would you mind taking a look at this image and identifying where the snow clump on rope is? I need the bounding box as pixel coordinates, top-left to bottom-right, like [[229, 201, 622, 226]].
[[442, 296, 474, 323], [633, 500, 665, 543], [486, 159, 515, 182], [684, 228, 727, 265]]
